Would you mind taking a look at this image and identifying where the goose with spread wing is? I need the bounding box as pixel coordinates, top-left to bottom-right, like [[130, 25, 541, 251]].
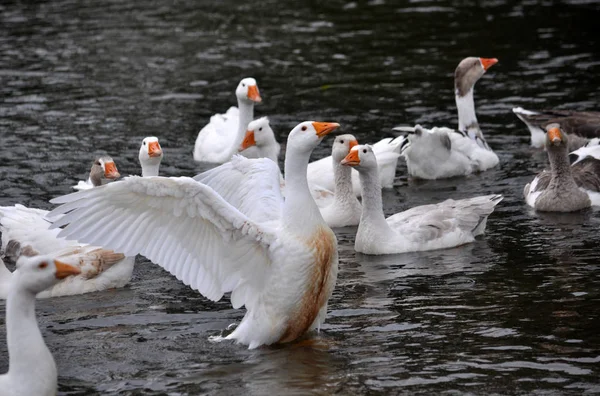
[[396, 57, 499, 179], [193, 78, 262, 163], [341, 145, 502, 255], [49, 121, 340, 349]]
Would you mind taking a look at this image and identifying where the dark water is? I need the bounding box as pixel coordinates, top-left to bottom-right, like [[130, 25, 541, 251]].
[[1, 0, 600, 394]]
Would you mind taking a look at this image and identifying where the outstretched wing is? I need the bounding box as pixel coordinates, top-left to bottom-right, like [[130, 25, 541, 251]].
[[49, 176, 278, 308], [194, 155, 284, 223]]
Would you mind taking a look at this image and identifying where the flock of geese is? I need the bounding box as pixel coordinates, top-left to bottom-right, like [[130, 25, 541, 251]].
[[2, 56, 600, 394]]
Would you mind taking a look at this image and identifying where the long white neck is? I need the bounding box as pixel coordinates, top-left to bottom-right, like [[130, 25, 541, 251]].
[[141, 161, 160, 177], [233, 99, 254, 155], [283, 147, 324, 236], [358, 167, 392, 231], [5, 281, 57, 390], [455, 88, 478, 134]]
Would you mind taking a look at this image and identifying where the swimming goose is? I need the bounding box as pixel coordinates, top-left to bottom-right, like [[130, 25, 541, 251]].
[[49, 121, 341, 349], [307, 135, 405, 196], [341, 145, 502, 255], [193, 78, 262, 163], [524, 125, 600, 211], [396, 57, 500, 179], [139, 136, 163, 177], [318, 134, 362, 228], [0, 255, 81, 396], [238, 117, 280, 162], [0, 138, 161, 298], [513, 107, 600, 149], [72, 156, 120, 190]]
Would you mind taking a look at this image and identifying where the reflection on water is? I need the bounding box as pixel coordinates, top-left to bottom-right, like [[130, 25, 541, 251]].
[[1, 0, 600, 394]]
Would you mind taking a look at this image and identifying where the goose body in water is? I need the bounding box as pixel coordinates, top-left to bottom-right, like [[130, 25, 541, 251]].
[[0, 255, 81, 396], [341, 145, 502, 255], [72, 156, 120, 190], [193, 78, 262, 163], [49, 121, 340, 349], [524, 125, 600, 212], [397, 57, 499, 179], [513, 107, 600, 150]]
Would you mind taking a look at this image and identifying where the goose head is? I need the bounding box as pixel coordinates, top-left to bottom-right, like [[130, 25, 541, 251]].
[[287, 121, 340, 154], [139, 137, 163, 166], [341, 144, 377, 171], [239, 117, 274, 151], [14, 255, 81, 294], [332, 134, 359, 163], [236, 77, 262, 104], [545, 123, 569, 152], [90, 156, 120, 187], [455, 57, 498, 97]]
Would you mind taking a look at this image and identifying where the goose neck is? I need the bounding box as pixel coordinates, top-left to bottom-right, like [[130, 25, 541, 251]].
[[358, 167, 390, 229], [141, 162, 160, 177], [455, 88, 478, 133], [548, 147, 578, 189], [332, 157, 355, 204], [235, 99, 255, 152]]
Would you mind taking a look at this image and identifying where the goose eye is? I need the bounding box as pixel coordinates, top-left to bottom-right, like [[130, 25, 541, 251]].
[[38, 262, 48, 269], [143, 141, 146, 145], [301, 126, 307, 131], [340, 140, 344, 144], [259, 127, 262, 131], [363, 149, 367, 153], [242, 83, 246, 87]]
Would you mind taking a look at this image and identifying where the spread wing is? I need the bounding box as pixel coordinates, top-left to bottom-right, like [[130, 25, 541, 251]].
[[193, 155, 284, 223], [49, 176, 279, 308]]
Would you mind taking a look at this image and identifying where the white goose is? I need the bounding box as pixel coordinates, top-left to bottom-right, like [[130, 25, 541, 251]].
[[72, 156, 120, 190], [193, 78, 262, 163], [317, 134, 362, 228], [238, 117, 280, 162], [396, 57, 500, 179], [0, 255, 81, 396], [307, 135, 405, 196], [49, 121, 340, 349], [0, 138, 163, 298], [524, 125, 600, 211], [341, 145, 502, 255]]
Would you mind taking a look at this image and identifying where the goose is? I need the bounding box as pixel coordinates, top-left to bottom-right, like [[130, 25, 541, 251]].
[[524, 125, 600, 211], [307, 135, 405, 196], [48, 121, 341, 349], [317, 134, 362, 228], [396, 57, 500, 179], [0, 255, 81, 396], [341, 144, 502, 255], [72, 156, 120, 190], [513, 107, 600, 149], [193, 78, 262, 163], [238, 117, 280, 162], [0, 138, 162, 298]]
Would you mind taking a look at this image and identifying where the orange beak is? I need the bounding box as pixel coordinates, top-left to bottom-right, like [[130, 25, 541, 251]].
[[54, 260, 81, 279], [240, 130, 256, 151], [247, 85, 262, 103], [547, 127, 562, 143], [349, 140, 358, 150], [312, 122, 340, 139], [103, 162, 120, 179], [341, 149, 360, 166], [148, 141, 162, 158], [480, 58, 498, 71]]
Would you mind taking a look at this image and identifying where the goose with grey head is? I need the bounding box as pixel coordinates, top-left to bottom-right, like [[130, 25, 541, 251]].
[[396, 57, 499, 179], [342, 144, 502, 255], [193, 77, 262, 163], [49, 121, 341, 349], [524, 124, 600, 211], [0, 255, 81, 396], [72, 155, 120, 190]]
